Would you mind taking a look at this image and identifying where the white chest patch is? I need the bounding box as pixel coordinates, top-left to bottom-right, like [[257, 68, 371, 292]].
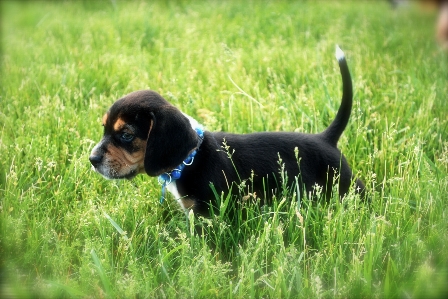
[[166, 179, 188, 212], [164, 112, 203, 213]]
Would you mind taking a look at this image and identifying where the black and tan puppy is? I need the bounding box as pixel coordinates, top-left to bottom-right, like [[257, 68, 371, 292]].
[[90, 46, 365, 217]]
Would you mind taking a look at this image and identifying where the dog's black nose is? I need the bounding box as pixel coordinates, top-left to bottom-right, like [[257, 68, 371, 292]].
[[89, 154, 102, 167]]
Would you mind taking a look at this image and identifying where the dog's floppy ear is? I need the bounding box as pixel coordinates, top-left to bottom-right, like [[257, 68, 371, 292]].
[[144, 106, 199, 176]]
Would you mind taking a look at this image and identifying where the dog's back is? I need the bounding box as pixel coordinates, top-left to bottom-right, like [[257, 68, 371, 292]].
[[179, 46, 365, 214]]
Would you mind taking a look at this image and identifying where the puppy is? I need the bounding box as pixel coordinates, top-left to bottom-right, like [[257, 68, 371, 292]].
[[89, 46, 365, 217]]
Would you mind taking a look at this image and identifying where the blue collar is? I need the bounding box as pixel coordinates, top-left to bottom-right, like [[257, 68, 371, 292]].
[[158, 127, 204, 203]]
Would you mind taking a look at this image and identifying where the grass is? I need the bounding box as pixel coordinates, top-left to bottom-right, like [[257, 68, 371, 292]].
[[1, 0, 448, 298]]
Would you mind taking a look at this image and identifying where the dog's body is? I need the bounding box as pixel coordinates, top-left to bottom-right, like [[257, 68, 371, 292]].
[[90, 46, 365, 217]]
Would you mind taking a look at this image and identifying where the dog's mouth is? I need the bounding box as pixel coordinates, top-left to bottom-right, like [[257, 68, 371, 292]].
[[91, 165, 139, 180], [90, 144, 144, 180]]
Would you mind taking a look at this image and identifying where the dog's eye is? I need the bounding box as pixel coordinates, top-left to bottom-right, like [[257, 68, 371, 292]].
[[120, 132, 134, 142]]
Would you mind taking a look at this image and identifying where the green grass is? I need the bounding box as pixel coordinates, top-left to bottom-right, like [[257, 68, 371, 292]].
[[1, 0, 448, 298]]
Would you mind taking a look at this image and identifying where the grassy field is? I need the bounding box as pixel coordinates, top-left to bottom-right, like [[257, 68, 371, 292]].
[[1, 0, 447, 298]]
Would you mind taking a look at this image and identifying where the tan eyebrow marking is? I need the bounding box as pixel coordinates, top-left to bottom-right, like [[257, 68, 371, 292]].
[[113, 118, 126, 131]]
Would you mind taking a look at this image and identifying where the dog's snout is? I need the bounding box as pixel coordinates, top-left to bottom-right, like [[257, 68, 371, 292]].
[[89, 154, 102, 167]]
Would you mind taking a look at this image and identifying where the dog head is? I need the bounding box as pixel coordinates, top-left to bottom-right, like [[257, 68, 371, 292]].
[[89, 90, 200, 179]]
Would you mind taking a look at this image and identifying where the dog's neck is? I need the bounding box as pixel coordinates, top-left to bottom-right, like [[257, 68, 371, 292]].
[[158, 113, 204, 203], [182, 112, 202, 133]]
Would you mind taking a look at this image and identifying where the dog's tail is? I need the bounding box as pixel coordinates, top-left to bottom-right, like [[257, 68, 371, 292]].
[[321, 45, 353, 146]]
